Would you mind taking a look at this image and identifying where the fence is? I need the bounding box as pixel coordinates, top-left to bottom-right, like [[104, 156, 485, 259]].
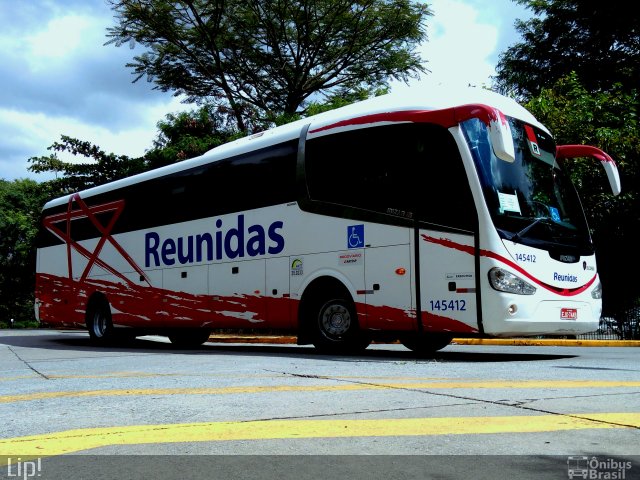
[[576, 309, 640, 340]]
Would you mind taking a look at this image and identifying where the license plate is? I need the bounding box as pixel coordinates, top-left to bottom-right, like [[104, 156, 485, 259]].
[[560, 308, 578, 320]]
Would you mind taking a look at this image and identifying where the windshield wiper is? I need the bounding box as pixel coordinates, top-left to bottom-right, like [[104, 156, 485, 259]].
[[510, 217, 549, 243]]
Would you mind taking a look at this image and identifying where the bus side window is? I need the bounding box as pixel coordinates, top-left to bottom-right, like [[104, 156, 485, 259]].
[[306, 123, 419, 218], [202, 141, 297, 215]]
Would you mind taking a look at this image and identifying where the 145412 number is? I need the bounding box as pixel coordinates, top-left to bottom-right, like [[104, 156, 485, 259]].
[[429, 300, 466, 311], [514, 253, 536, 263]]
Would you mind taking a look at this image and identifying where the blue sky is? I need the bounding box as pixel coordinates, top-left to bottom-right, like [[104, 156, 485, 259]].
[[0, 0, 532, 181]]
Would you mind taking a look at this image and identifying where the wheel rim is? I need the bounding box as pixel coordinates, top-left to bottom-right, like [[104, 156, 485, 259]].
[[319, 302, 351, 339], [92, 310, 107, 338]]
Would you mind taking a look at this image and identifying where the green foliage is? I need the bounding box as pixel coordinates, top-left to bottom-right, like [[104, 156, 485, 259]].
[[494, 0, 640, 322], [106, 0, 430, 132], [526, 73, 640, 315], [495, 0, 640, 100], [28, 135, 146, 194], [0, 319, 40, 329], [145, 103, 241, 169], [306, 87, 390, 117], [271, 86, 389, 126], [0, 179, 53, 323]]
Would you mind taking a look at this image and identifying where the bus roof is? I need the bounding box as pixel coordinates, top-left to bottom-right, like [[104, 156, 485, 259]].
[[43, 85, 545, 210]]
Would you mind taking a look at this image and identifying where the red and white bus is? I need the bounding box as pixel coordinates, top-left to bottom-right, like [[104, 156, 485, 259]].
[[34, 86, 621, 353]]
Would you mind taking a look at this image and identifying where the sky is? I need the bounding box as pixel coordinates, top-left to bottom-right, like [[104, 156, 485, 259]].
[[0, 0, 532, 182]]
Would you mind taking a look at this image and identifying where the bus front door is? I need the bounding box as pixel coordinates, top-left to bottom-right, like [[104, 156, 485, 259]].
[[417, 229, 479, 335]]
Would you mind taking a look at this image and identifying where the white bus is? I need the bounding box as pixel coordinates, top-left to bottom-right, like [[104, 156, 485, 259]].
[[34, 86, 621, 353]]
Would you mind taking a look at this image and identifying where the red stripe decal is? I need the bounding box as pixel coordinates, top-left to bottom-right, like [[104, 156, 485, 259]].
[[556, 145, 616, 165], [524, 124, 537, 143], [309, 104, 504, 135], [421, 234, 596, 296], [43, 194, 149, 287]]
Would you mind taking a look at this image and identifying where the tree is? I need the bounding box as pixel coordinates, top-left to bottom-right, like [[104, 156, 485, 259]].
[[525, 73, 640, 332], [494, 0, 640, 100], [493, 0, 640, 336], [28, 135, 146, 194], [145, 103, 240, 169], [271, 85, 388, 126], [0, 179, 54, 323], [106, 0, 430, 133], [28, 104, 240, 189], [27, 89, 379, 191]]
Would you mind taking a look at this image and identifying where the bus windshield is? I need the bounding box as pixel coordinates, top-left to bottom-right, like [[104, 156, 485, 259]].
[[461, 117, 593, 255]]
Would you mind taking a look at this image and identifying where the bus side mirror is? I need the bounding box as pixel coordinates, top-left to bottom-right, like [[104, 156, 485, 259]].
[[556, 145, 622, 196], [488, 111, 516, 163]]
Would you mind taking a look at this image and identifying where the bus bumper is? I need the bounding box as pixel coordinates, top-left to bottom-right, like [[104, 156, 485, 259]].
[[483, 300, 600, 337]]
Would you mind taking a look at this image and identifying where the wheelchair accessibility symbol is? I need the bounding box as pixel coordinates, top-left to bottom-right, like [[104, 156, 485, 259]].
[[348, 224, 364, 249]]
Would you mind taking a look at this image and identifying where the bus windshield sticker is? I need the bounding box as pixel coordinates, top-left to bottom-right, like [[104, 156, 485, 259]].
[[524, 124, 541, 156], [497, 191, 521, 215], [549, 206, 561, 223], [347, 224, 364, 249]]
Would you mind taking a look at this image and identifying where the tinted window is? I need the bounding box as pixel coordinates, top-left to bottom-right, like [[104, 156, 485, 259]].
[[305, 123, 475, 231], [37, 140, 298, 247]]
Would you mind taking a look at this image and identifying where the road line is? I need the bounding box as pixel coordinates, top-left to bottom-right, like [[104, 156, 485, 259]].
[[1, 413, 638, 459], [2, 380, 640, 404]]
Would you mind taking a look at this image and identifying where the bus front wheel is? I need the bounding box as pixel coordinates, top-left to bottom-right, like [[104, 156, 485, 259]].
[[401, 333, 452, 355], [310, 296, 369, 354], [168, 329, 211, 348]]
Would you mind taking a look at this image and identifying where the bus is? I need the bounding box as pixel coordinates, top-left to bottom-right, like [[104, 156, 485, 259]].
[[34, 86, 621, 353]]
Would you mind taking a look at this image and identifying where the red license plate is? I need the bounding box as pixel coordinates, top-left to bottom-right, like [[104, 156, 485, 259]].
[[560, 308, 578, 320]]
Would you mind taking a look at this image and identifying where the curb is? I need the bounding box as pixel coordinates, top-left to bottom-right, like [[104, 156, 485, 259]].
[[207, 335, 640, 347], [450, 338, 640, 347]]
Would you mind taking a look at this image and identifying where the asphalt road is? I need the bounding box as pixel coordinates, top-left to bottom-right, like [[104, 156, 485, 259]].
[[1, 330, 639, 479]]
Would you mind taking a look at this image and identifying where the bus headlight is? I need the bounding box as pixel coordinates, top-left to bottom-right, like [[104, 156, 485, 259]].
[[488, 267, 536, 295], [591, 282, 602, 299]]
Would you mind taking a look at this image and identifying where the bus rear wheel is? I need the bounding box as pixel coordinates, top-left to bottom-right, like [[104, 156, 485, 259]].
[[168, 329, 211, 348], [401, 333, 452, 355], [310, 296, 369, 354], [86, 297, 115, 344]]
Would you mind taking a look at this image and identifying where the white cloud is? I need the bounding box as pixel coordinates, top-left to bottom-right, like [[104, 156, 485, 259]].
[[0, 94, 186, 181], [393, 0, 499, 93], [425, 0, 498, 86], [26, 14, 97, 66], [0, 2, 185, 181]]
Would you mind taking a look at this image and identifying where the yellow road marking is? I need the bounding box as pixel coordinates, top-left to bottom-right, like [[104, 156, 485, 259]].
[[0, 375, 36, 382], [1, 413, 638, 458], [1, 380, 639, 404], [0, 372, 291, 381]]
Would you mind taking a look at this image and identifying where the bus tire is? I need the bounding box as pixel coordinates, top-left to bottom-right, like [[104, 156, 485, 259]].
[[168, 329, 211, 348], [86, 296, 115, 344], [309, 294, 369, 354], [401, 333, 452, 355]]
